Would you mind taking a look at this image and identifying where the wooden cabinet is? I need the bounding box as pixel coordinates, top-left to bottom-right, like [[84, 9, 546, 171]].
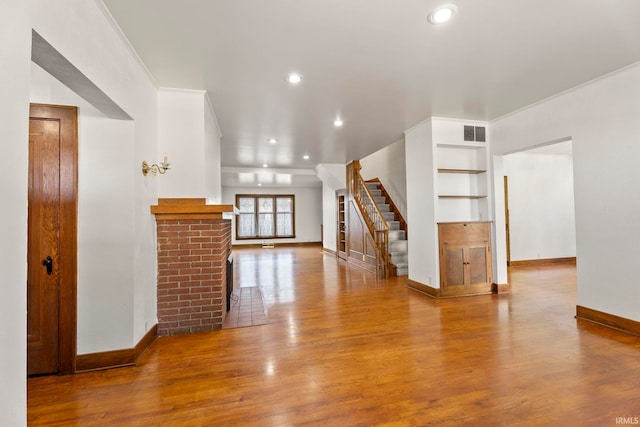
[[438, 221, 492, 297], [336, 189, 347, 260]]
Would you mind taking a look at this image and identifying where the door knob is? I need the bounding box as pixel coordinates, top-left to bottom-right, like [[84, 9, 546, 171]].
[[42, 256, 53, 275]]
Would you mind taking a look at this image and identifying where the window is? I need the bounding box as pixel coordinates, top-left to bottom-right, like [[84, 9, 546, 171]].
[[236, 194, 295, 239]]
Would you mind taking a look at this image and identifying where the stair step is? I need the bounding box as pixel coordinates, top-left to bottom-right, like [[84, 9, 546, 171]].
[[389, 230, 405, 241], [389, 240, 408, 252], [390, 251, 408, 264], [395, 265, 409, 276], [364, 180, 408, 277]]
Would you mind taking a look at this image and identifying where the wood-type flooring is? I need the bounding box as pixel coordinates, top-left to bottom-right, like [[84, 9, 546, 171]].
[[28, 245, 640, 425]]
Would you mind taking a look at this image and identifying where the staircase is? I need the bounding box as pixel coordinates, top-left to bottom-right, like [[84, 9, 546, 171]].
[[365, 181, 409, 276]]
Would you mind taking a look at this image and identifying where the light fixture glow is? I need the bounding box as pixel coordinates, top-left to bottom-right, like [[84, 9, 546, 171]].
[[303, 154, 310, 160], [428, 4, 457, 24], [334, 118, 343, 127], [268, 138, 277, 144], [286, 73, 303, 84], [262, 163, 268, 168]]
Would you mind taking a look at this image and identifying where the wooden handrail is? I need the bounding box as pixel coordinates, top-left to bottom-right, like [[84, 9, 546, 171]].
[[347, 161, 390, 279], [366, 178, 407, 240]]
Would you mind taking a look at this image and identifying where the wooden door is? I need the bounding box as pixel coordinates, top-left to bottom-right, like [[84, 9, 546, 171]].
[[504, 176, 511, 265], [27, 118, 61, 375], [28, 104, 78, 375]]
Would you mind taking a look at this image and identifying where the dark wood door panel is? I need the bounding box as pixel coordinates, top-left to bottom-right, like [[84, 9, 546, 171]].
[[28, 118, 61, 375], [443, 246, 465, 289], [469, 245, 488, 285], [27, 104, 78, 376]]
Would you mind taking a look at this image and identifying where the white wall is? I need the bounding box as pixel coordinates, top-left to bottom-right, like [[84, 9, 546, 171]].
[[360, 138, 407, 219], [322, 183, 338, 253], [30, 0, 160, 352], [30, 63, 137, 352], [0, 1, 31, 424], [315, 163, 346, 252], [405, 120, 438, 287], [2, 1, 223, 422], [504, 142, 576, 261], [157, 89, 222, 202], [491, 63, 640, 321], [157, 89, 206, 198], [31, 0, 162, 351], [222, 186, 322, 245]]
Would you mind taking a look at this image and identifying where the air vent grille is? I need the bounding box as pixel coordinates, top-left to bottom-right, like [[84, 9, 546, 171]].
[[463, 125, 486, 142]]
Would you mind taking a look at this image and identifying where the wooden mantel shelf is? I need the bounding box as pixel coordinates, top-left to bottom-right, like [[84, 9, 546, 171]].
[[150, 198, 237, 220]]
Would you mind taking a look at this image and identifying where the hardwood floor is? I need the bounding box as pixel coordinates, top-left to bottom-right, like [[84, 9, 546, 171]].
[[28, 246, 640, 425]]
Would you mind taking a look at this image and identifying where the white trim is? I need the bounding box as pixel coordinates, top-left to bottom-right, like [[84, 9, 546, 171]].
[[491, 60, 640, 124], [405, 116, 489, 134], [502, 136, 572, 156], [222, 166, 318, 176], [404, 116, 432, 134], [204, 92, 222, 138], [158, 87, 206, 95]]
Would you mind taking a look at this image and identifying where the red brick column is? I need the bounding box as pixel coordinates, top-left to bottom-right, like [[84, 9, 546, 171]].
[[150, 199, 235, 336]]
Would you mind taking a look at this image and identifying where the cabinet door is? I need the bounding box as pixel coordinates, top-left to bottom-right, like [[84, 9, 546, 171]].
[[467, 242, 492, 293], [438, 222, 492, 297], [440, 242, 492, 296], [441, 243, 466, 294]]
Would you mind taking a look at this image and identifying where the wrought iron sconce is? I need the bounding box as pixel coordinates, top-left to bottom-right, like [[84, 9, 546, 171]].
[[142, 153, 170, 176]]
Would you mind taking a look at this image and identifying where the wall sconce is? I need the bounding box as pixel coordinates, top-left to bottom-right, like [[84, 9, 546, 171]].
[[142, 153, 171, 176]]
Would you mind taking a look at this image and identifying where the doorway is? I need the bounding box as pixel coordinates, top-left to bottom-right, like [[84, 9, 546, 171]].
[[27, 104, 78, 375], [504, 176, 511, 265], [503, 141, 576, 265]]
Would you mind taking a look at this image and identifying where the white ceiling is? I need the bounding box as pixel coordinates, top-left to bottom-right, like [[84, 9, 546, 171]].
[[103, 0, 640, 187]]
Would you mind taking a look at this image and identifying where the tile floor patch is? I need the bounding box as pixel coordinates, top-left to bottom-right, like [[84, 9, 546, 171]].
[[223, 286, 267, 329]]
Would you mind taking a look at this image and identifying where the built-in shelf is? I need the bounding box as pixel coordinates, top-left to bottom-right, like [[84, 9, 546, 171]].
[[438, 195, 487, 199], [437, 168, 486, 174], [431, 119, 491, 224]]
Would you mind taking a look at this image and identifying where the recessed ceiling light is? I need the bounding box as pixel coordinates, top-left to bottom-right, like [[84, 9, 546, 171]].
[[258, 183, 262, 186], [428, 4, 458, 24], [286, 72, 303, 84], [268, 138, 277, 144], [303, 154, 310, 160], [262, 163, 268, 168], [334, 118, 343, 127]]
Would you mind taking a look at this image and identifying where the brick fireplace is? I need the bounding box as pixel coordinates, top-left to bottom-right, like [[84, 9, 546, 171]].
[[151, 198, 234, 336]]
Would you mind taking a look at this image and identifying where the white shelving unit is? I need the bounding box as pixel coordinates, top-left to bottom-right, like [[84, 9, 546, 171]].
[[432, 119, 490, 223]]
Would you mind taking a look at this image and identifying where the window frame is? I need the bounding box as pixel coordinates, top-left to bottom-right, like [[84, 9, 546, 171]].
[[235, 194, 296, 240]]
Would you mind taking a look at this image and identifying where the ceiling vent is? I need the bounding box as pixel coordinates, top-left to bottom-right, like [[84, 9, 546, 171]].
[[464, 125, 486, 142]]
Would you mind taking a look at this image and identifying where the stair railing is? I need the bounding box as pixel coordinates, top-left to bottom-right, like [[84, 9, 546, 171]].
[[347, 161, 390, 279]]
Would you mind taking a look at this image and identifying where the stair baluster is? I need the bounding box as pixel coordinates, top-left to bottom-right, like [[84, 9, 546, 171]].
[[347, 161, 390, 279]]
